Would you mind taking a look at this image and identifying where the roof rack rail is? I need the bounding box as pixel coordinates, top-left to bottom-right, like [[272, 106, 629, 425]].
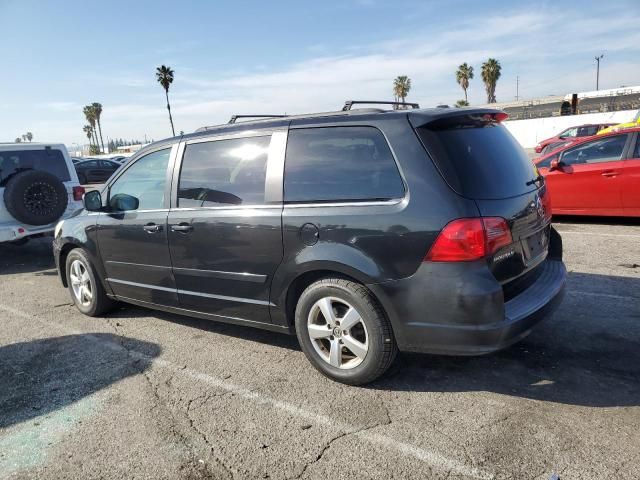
[[342, 100, 420, 111], [228, 114, 288, 124]]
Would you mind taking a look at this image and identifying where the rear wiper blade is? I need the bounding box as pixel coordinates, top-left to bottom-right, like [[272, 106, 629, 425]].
[[526, 174, 544, 186]]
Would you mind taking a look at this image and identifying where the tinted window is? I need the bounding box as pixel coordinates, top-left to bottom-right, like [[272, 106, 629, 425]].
[[284, 127, 404, 202], [560, 134, 628, 165], [417, 120, 538, 200], [0, 148, 70, 186], [178, 136, 270, 207], [577, 126, 599, 137], [109, 148, 171, 210]]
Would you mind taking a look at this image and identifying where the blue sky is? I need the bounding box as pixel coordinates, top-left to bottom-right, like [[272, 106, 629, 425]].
[[1, 0, 639, 145]]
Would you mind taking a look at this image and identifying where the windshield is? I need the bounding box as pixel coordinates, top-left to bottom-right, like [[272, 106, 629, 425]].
[[417, 120, 538, 200]]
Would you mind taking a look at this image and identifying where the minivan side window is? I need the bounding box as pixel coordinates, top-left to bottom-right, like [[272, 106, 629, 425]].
[[560, 134, 628, 166], [178, 136, 270, 207], [109, 148, 171, 210], [0, 149, 70, 186], [284, 126, 404, 203]]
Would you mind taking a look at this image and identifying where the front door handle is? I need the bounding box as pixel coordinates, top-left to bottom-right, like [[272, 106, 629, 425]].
[[171, 223, 193, 233], [601, 170, 619, 177], [143, 223, 162, 233]]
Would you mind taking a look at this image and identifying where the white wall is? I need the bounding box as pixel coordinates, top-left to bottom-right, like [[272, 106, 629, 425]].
[[503, 109, 637, 148]]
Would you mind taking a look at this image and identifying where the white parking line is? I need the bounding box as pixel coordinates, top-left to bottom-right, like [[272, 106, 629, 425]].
[[570, 291, 638, 301], [557, 231, 640, 239], [0, 303, 495, 480]]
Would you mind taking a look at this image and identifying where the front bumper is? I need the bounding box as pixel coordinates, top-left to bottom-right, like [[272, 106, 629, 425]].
[[368, 258, 566, 355]]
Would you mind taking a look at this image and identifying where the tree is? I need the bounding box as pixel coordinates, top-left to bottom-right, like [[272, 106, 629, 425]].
[[83, 105, 100, 150], [156, 65, 176, 136], [26, 132, 33, 142], [393, 75, 412, 107], [455, 99, 469, 108], [456, 63, 474, 103], [21, 134, 27, 142], [481, 58, 502, 104], [83, 125, 94, 147], [92, 102, 105, 153], [15, 137, 22, 143]]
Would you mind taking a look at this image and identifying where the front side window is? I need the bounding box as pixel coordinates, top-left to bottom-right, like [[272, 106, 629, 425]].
[[577, 126, 599, 137], [0, 148, 70, 186], [560, 134, 628, 166], [109, 148, 171, 210], [178, 136, 270, 207], [284, 126, 404, 203]]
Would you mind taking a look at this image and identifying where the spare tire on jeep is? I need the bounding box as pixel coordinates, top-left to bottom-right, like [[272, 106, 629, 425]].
[[3, 170, 68, 226]]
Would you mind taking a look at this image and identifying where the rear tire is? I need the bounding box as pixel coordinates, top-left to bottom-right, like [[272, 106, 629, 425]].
[[295, 278, 397, 385], [65, 249, 116, 316]]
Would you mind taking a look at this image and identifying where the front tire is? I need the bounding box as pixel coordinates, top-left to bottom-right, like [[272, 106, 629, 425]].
[[295, 278, 397, 385], [66, 249, 116, 316]]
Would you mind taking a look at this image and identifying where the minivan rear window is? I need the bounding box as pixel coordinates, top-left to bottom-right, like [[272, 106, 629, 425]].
[[417, 119, 538, 200], [0, 148, 70, 186]]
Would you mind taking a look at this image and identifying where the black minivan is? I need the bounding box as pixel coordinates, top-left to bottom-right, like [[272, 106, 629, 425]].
[[53, 104, 566, 385]]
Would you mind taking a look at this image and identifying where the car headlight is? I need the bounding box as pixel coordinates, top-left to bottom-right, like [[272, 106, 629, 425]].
[[54, 220, 64, 238]]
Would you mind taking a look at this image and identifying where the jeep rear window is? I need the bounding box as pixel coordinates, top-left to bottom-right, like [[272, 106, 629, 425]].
[[0, 149, 70, 186], [416, 118, 538, 200], [284, 126, 404, 203]]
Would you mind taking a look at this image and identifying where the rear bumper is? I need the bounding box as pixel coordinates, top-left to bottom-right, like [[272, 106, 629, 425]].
[[368, 258, 566, 355], [0, 224, 54, 242]]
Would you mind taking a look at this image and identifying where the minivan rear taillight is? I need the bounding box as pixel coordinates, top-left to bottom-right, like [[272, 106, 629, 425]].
[[73, 186, 85, 201], [425, 217, 512, 262]]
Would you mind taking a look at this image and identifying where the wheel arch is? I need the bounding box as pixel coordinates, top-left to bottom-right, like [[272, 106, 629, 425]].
[[280, 266, 380, 332]]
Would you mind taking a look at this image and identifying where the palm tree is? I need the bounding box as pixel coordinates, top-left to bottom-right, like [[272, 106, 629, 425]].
[[455, 99, 469, 108], [393, 75, 412, 107], [83, 125, 94, 147], [156, 65, 176, 136], [83, 105, 100, 150], [26, 132, 33, 142], [456, 63, 474, 103], [92, 102, 105, 153], [481, 58, 502, 104]]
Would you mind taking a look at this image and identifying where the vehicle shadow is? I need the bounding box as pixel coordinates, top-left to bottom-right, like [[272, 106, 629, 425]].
[[553, 215, 640, 226], [0, 237, 55, 275], [0, 333, 161, 429], [108, 305, 301, 352], [102, 271, 640, 407], [373, 271, 640, 407]]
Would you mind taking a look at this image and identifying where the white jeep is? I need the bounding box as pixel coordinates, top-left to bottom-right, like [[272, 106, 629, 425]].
[[0, 143, 84, 244]]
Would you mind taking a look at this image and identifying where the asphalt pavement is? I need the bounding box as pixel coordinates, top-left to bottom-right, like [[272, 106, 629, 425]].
[[0, 218, 639, 479]]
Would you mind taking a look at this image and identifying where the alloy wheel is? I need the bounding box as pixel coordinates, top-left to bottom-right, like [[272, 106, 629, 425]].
[[69, 259, 93, 307], [307, 296, 369, 369]]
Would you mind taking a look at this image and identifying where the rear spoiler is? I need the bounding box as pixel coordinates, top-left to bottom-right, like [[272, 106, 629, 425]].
[[408, 108, 508, 129]]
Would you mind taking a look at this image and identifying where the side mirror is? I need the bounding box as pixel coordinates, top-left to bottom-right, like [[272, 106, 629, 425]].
[[549, 158, 563, 172], [109, 193, 140, 212], [83, 190, 103, 211]]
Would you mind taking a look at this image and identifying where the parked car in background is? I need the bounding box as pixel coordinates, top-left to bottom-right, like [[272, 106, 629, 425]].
[[0, 143, 84, 244], [597, 109, 640, 135], [535, 127, 640, 216], [74, 159, 120, 184], [54, 104, 566, 385], [535, 123, 614, 154]]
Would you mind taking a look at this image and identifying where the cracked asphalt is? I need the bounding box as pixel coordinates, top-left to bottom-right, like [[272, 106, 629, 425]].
[[1, 218, 639, 479]]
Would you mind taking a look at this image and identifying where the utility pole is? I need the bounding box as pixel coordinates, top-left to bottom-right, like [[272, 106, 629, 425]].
[[595, 54, 604, 90], [515, 76, 519, 101]]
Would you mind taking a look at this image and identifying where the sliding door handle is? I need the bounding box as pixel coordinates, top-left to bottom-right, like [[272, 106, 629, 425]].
[[171, 223, 193, 233]]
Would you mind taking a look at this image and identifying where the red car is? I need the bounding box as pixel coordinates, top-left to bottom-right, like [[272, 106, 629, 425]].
[[534, 123, 614, 154], [534, 127, 640, 216]]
